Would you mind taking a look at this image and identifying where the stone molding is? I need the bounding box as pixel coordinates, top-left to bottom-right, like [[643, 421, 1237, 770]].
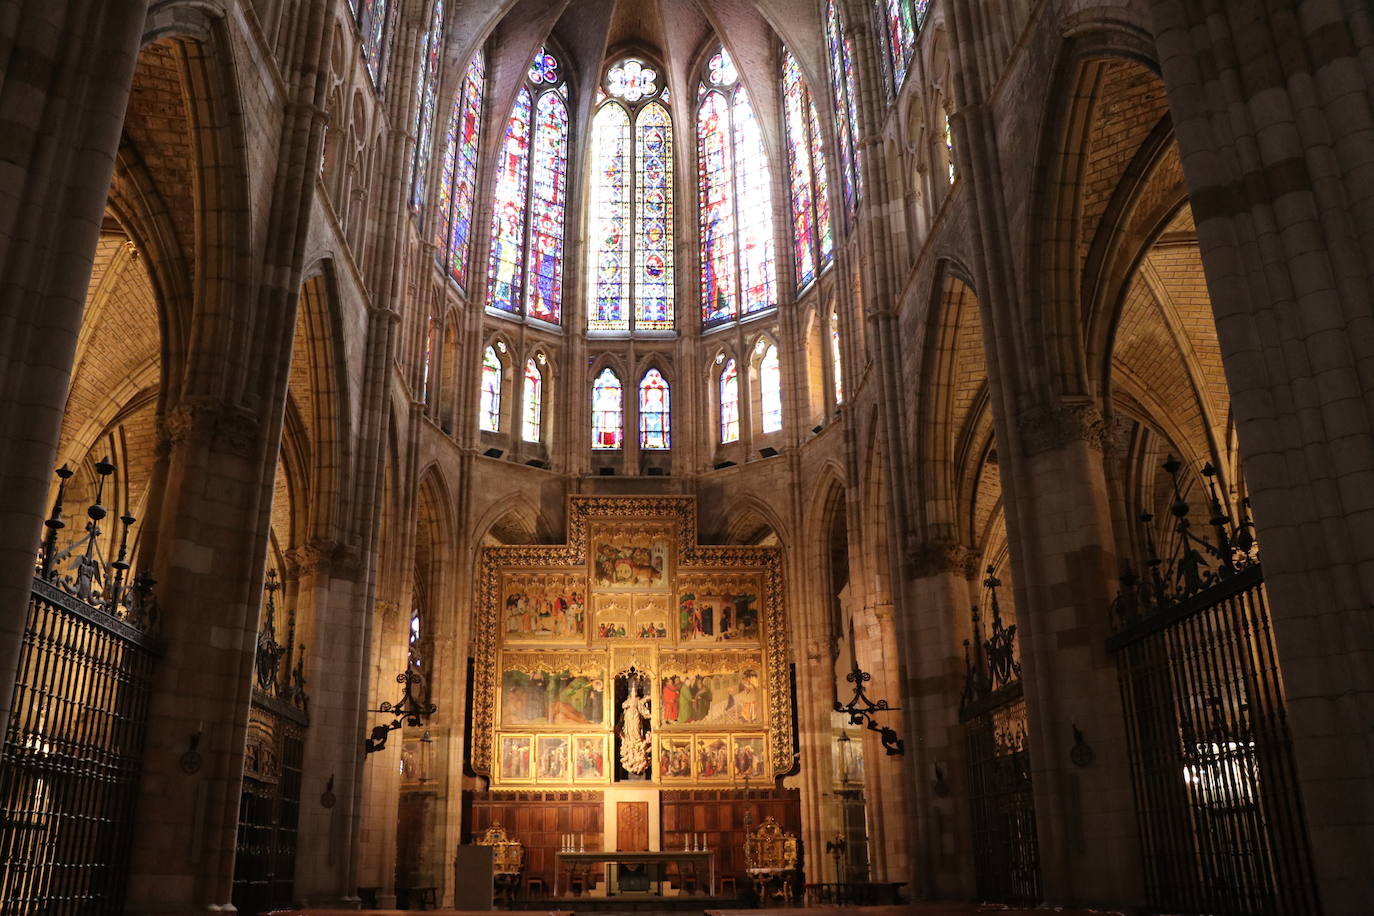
[[159, 398, 260, 457]]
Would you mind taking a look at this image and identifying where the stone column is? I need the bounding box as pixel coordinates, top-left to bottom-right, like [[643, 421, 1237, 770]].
[[850, 603, 910, 885], [901, 542, 979, 899], [1147, 3, 1374, 908], [1001, 405, 1141, 907], [356, 598, 407, 909], [290, 542, 373, 906], [0, 0, 147, 733], [123, 400, 281, 914]]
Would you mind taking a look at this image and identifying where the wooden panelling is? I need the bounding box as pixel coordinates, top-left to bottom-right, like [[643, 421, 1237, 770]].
[[465, 790, 604, 891], [661, 788, 801, 883]]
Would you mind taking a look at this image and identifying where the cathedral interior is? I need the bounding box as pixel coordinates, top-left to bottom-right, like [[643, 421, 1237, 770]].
[[0, 0, 1372, 914]]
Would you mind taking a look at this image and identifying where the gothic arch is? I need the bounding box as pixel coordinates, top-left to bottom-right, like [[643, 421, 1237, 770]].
[[1024, 26, 1163, 404]]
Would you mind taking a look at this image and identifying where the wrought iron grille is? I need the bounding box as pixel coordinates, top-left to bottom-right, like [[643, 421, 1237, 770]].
[[232, 570, 309, 915], [960, 567, 1040, 905], [0, 461, 161, 914], [1109, 458, 1320, 915]]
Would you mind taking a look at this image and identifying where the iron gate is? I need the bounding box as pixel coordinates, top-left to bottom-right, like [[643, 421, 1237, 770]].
[[1109, 458, 1320, 915], [0, 461, 161, 914], [960, 567, 1040, 905], [231, 569, 309, 916]]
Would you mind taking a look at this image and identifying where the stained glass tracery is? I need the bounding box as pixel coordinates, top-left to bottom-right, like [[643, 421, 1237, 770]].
[[435, 49, 485, 288], [409, 0, 445, 211], [638, 369, 671, 449], [484, 46, 569, 324], [698, 47, 775, 328], [782, 51, 834, 291], [588, 63, 673, 334], [592, 368, 624, 449]]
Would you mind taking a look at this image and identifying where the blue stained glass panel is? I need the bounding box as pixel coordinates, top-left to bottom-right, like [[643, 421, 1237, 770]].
[[635, 101, 673, 330], [486, 87, 531, 314], [588, 103, 630, 331], [525, 91, 568, 324]]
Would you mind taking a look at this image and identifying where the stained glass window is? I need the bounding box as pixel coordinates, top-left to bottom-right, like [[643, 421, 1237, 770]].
[[638, 369, 671, 449], [523, 358, 542, 442], [698, 47, 775, 328], [480, 346, 502, 431], [592, 368, 623, 449], [720, 358, 740, 443], [526, 90, 568, 323], [485, 46, 569, 324], [944, 109, 956, 184], [409, 0, 445, 211], [875, 0, 917, 94], [588, 103, 630, 330], [782, 51, 834, 291], [357, 0, 391, 85], [824, 0, 862, 226], [588, 62, 673, 334], [435, 49, 484, 288], [760, 343, 782, 433], [636, 102, 673, 330], [487, 87, 531, 314], [831, 307, 844, 404]]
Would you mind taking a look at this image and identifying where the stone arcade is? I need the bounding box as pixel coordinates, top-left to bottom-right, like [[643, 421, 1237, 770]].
[[0, 0, 1372, 914]]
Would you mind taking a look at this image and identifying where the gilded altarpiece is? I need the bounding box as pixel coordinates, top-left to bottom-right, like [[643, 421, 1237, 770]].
[[473, 497, 791, 787]]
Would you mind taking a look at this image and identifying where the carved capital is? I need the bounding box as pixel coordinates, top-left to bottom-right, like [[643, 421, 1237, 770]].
[[906, 539, 978, 579], [286, 538, 340, 579], [159, 397, 260, 457], [375, 599, 400, 627], [1018, 402, 1109, 456]]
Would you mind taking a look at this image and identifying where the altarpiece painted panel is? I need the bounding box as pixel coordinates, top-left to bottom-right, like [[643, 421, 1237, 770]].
[[472, 496, 791, 786]]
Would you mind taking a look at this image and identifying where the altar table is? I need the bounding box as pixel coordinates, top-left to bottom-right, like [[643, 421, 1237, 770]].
[[553, 849, 716, 897]]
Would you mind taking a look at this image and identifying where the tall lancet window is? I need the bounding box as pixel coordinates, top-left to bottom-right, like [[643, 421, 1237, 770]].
[[434, 49, 485, 288], [830, 306, 844, 404], [759, 342, 782, 433], [638, 369, 671, 449], [719, 358, 741, 443], [592, 368, 624, 449], [523, 356, 543, 442], [588, 59, 674, 333], [874, 0, 929, 94], [782, 50, 834, 291], [486, 45, 569, 324], [409, 0, 445, 210], [699, 46, 776, 328], [824, 0, 862, 225], [356, 0, 392, 85], [480, 345, 503, 431]]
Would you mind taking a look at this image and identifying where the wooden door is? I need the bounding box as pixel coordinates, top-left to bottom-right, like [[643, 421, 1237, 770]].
[[617, 801, 649, 851]]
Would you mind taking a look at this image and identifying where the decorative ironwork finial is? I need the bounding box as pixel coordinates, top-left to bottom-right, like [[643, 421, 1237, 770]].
[[960, 564, 1021, 718], [35, 460, 157, 632], [1109, 455, 1260, 636]]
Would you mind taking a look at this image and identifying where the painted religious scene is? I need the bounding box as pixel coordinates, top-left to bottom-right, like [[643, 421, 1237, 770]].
[[500, 655, 605, 726], [659, 653, 764, 726], [677, 574, 761, 643], [474, 496, 789, 787], [502, 572, 587, 640]]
